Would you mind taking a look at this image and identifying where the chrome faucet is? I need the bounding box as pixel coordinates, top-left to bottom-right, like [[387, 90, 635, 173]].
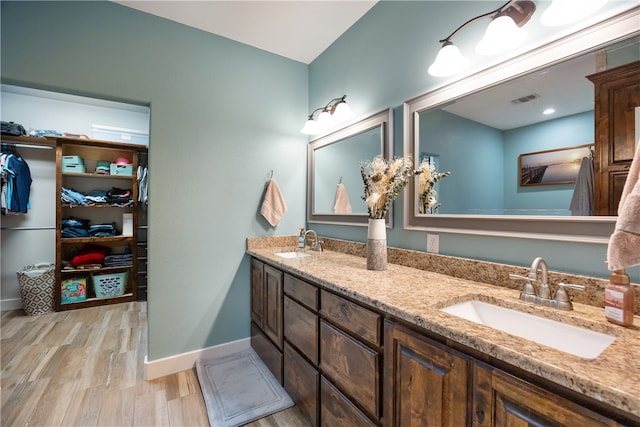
[[304, 229, 323, 252], [509, 257, 585, 311]]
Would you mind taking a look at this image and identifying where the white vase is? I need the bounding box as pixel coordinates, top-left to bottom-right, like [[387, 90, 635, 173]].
[[367, 218, 387, 271]]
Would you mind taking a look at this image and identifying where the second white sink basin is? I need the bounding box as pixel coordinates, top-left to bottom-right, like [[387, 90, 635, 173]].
[[441, 300, 616, 359], [275, 251, 311, 259]]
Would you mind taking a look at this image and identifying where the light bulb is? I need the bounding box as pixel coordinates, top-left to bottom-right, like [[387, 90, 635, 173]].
[[428, 42, 469, 77], [332, 101, 355, 123], [541, 0, 608, 27], [300, 118, 319, 135], [475, 15, 527, 56], [316, 110, 334, 131]]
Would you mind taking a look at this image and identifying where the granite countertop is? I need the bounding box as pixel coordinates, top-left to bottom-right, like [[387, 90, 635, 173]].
[[247, 240, 640, 419]]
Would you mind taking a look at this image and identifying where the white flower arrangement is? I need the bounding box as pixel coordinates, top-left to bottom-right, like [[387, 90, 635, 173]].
[[418, 158, 450, 214], [361, 155, 417, 219]]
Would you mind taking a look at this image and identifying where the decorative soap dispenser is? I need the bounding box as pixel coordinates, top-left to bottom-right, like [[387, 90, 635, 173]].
[[604, 269, 634, 327], [298, 228, 306, 249]]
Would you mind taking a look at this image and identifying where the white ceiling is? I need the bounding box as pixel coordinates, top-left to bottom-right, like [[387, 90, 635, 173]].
[[114, 0, 378, 64]]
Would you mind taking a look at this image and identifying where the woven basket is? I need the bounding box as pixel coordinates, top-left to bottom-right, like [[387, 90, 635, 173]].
[[17, 263, 55, 315]]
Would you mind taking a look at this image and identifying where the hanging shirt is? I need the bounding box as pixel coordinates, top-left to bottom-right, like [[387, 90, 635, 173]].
[[2, 153, 32, 214]]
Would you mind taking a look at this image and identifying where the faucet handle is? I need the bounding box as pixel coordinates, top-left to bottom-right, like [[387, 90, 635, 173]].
[[553, 282, 585, 308], [509, 273, 529, 281]]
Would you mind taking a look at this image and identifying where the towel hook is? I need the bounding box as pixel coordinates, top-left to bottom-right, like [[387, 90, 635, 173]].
[[270, 169, 273, 179], [338, 176, 343, 185]]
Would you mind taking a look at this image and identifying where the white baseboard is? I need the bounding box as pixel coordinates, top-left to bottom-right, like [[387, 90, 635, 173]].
[[1, 298, 23, 312], [144, 337, 251, 380]]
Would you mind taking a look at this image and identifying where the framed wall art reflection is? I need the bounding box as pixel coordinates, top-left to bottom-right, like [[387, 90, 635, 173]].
[[519, 143, 594, 186]]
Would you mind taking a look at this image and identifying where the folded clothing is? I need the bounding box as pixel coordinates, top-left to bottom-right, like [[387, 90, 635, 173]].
[[88, 222, 118, 237], [61, 216, 90, 238], [70, 244, 111, 267], [104, 253, 133, 267], [106, 187, 133, 207]]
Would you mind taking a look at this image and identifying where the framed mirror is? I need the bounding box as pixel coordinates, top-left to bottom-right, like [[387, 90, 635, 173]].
[[308, 108, 392, 227], [404, 9, 639, 243]]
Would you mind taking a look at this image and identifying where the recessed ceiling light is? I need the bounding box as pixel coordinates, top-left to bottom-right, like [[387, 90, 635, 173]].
[[543, 108, 556, 115]]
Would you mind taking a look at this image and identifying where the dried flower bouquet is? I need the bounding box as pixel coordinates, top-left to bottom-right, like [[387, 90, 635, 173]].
[[361, 155, 418, 219], [417, 158, 450, 214]]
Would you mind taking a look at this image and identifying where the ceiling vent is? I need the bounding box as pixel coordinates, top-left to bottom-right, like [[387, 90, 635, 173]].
[[510, 93, 540, 104]]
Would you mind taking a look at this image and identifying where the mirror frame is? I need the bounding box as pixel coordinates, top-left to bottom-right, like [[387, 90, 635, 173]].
[[404, 8, 639, 244], [308, 108, 393, 227]]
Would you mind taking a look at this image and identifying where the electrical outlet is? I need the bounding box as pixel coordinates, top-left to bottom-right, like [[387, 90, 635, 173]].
[[427, 233, 439, 254]]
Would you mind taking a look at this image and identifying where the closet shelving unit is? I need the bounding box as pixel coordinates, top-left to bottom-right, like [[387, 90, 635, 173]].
[[55, 137, 147, 311]]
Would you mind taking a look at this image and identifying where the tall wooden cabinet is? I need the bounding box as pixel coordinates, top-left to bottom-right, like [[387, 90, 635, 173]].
[[588, 61, 640, 216], [55, 138, 145, 311]]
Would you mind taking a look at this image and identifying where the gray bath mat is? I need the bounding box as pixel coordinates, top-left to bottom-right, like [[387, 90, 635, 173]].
[[195, 348, 294, 427]]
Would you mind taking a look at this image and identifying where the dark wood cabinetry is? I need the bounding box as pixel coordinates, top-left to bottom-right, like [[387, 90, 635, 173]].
[[250, 258, 284, 383], [588, 61, 640, 216], [472, 361, 620, 427], [384, 320, 470, 427], [251, 257, 632, 427]]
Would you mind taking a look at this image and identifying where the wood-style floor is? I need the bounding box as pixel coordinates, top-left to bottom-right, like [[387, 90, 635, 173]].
[[1, 302, 308, 426]]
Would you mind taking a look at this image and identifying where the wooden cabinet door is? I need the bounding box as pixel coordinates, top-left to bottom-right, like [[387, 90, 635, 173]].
[[384, 320, 470, 427], [284, 296, 318, 364], [263, 264, 284, 350], [473, 361, 619, 427], [588, 61, 640, 215], [320, 320, 380, 420], [250, 258, 264, 327], [284, 342, 319, 427]]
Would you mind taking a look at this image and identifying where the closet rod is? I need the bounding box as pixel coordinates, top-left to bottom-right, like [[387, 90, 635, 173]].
[[1, 143, 55, 150], [0, 226, 55, 231]]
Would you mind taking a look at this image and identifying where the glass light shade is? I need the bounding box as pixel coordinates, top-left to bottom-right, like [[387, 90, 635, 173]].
[[316, 110, 334, 130], [428, 43, 469, 77], [475, 15, 527, 56], [300, 118, 319, 135], [332, 101, 355, 123], [541, 0, 608, 26]]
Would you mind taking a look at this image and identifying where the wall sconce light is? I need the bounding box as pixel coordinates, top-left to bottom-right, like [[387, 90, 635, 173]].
[[301, 95, 355, 135], [428, 0, 536, 77], [541, 0, 608, 26]]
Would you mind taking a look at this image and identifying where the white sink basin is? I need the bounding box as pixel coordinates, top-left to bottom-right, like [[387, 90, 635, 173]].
[[275, 251, 311, 259], [441, 300, 616, 359]]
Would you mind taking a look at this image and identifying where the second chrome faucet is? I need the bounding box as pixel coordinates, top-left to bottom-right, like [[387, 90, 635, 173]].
[[509, 257, 585, 311]]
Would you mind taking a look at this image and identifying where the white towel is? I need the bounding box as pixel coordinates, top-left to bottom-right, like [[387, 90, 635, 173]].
[[569, 157, 594, 216], [260, 178, 287, 227], [333, 183, 352, 214], [607, 144, 640, 270]]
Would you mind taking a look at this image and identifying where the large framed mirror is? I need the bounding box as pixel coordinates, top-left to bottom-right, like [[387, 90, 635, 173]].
[[404, 9, 639, 243], [308, 108, 392, 227]]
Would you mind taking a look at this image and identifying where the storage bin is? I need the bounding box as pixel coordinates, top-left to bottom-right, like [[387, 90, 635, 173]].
[[62, 164, 86, 173], [92, 124, 149, 146], [17, 263, 55, 315], [92, 271, 127, 298], [62, 155, 84, 166], [110, 164, 133, 176], [61, 277, 88, 304]]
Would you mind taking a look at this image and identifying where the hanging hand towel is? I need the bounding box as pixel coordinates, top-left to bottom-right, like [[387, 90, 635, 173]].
[[569, 157, 594, 216], [333, 182, 352, 213], [607, 144, 640, 270], [261, 178, 287, 227]]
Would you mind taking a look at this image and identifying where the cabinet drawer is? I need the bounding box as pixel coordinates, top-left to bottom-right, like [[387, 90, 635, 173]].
[[251, 323, 283, 384], [321, 290, 381, 347], [284, 274, 318, 310], [284, 296, 318, 365], [319, 320, 380, 419], [284, 342, 319, 427], [320, 376, 376, 427]]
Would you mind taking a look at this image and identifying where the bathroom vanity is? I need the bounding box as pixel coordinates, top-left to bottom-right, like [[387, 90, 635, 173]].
[[247, 236, 639, 427]]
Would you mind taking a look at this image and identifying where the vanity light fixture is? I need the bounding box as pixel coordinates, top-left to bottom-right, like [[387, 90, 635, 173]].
[[540, 0, 608, 27], [428, 0, 536, 77], [301, 95, 355, 135]]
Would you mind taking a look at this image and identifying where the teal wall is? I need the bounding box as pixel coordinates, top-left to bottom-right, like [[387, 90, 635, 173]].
[[419, 109, 504, 214], [308, 0, 640, 282], [1, 1, 308, 360]]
